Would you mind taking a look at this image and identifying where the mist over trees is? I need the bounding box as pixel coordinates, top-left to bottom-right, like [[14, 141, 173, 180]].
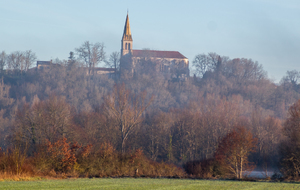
[[0, 47, 299, 178]]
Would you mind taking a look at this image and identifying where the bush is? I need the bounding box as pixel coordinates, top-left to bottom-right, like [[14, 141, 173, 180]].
[[214, 126, 257, 179], [0, 140, 186, 179], [0, 147, 35, 176], [279, 99, 300, 179], [76, 144, 185, 178], [184, 158, 222, 178]]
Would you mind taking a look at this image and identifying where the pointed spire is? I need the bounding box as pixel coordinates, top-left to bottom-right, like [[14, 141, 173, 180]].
[[122, 13, 132, 41]]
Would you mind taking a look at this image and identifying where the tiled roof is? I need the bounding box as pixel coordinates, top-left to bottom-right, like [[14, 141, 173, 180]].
[[132, 50, 187, 59], [37, 61, 51, 65]]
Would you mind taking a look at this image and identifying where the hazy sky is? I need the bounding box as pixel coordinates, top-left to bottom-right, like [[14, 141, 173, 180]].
[[1, 0, 299, 82]]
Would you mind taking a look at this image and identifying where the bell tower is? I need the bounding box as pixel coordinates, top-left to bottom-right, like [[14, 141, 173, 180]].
[[121, 13, 133, 56]]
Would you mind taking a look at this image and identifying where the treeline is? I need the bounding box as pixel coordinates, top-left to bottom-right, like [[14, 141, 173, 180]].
[[0, 47, 299, 179]]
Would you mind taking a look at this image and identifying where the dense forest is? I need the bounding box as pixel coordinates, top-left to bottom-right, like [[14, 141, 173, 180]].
[[0, 47, 300, 179]]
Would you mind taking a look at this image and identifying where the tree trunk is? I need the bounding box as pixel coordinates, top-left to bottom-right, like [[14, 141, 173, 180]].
[[239, 157, 243, 179], [121, 139, 126, 154], [236, 160, 238, 179]]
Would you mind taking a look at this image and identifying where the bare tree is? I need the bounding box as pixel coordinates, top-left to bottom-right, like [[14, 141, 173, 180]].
[[285, 70, 300, 85], [280, 70, 300, 92], [76, 41, 105, 75], [280, 99, 300, 178], [103, 84, 153, 154], [23, 50, 37, 71], [192, 52, 221, 77], [223, 58, 266, 83], [215, 126, 257, 179], [14, 95, 73, 150], [105, 51, 120, 80], [0, 51, 6, 73], [106, 52, 120, 70], [6, 50, 36, 74], [7, 51, 24, 72]]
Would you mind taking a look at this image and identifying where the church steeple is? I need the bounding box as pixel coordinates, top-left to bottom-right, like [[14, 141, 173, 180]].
[[121, 13, 133, 56], [122, 13, 132, 41]]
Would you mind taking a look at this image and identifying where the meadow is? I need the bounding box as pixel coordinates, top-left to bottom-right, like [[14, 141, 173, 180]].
[[0, 178, 299, 190]]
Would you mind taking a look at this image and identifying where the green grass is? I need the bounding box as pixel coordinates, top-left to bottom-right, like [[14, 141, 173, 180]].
[[0, 178, 299, 190]]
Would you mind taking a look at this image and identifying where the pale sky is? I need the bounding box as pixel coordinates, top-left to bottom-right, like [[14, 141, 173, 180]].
[[1, 0, 300, 82]]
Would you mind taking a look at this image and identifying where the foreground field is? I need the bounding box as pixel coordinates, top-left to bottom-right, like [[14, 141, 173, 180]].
[[0, 178, 299, 190]]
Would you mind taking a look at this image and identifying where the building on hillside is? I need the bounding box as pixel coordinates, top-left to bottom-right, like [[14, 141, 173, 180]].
[[85, 67, 116, 78], [36, 60, 63, 72], [93, 67, 116, 75], [36, 60, 116, 78], [36, 61, 52, 71], [120, 14, 189, 80]]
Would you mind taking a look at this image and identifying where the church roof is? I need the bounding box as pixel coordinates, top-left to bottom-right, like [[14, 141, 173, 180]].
[[132, 50, 187, 59], [37, 61, 51, 65], [122, 13, 132, 41]]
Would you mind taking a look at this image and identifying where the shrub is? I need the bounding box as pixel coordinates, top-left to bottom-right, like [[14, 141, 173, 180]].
[[184, 158, 221, 178], [214, 126, 257, 179], [279, 99, 300, 179], [76, 144, 185, 178]]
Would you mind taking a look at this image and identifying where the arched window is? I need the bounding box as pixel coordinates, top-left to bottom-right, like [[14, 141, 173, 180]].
[[125, 43, 128, 50], [128, 43, 131, 50]]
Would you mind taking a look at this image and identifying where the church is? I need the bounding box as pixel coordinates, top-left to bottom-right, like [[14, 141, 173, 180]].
[[120, 14, 189, 80]]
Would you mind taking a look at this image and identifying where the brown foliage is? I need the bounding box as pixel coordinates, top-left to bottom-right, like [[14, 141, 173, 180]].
[[45, 137, 78, 173], [214, 126, 257, 179], [43, 137, 92, 174], [0, 146, 35, 176], [73, 143, 185, 178]]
